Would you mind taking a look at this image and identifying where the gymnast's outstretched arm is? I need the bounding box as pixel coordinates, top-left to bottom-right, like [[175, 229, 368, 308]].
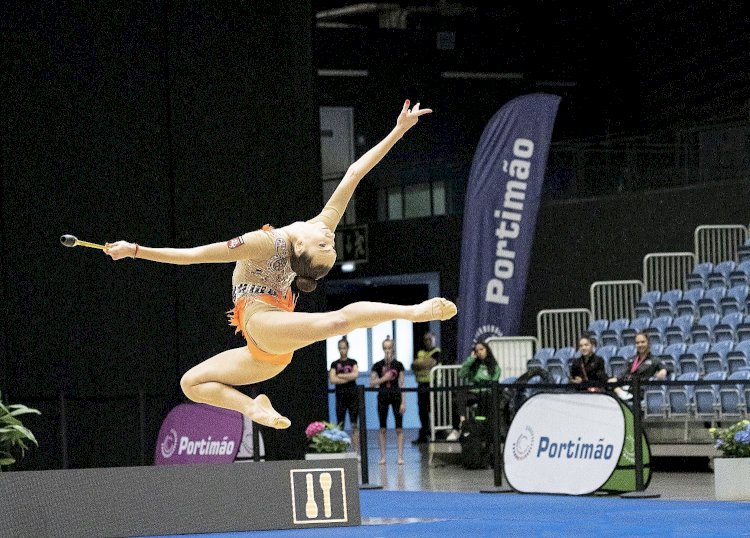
[[104, 229, 273, 264], [310, 99, 432, 232]]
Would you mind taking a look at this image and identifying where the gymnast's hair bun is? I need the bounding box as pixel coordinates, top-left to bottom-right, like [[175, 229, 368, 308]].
[[295, 275, 317, 293]]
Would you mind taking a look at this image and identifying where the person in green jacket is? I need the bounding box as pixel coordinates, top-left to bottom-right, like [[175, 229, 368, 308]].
[[446, 341, 501, 441]]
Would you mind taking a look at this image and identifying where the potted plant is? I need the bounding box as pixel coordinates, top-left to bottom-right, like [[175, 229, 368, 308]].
[[709, 419, 750, 500], [303, 421, 354, 460], [0, 391, 41, 470]]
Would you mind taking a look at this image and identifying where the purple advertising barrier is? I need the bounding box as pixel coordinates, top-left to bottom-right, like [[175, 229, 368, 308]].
[[155, 403, 244, 465]]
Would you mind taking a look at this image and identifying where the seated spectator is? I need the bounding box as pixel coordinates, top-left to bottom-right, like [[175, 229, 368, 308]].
[[446, 341, 501, 441], [608, 331, 667, 401], [569, 334, 608, 391]]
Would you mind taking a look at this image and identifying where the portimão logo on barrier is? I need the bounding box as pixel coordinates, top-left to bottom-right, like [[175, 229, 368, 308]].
[[154, 404, 243, 465], [503, 393, 626, 495]]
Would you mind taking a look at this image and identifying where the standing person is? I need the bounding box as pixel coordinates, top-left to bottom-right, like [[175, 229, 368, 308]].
[[609, 332, 668, 401], [104, 101, 457, 429], [569, 334, 608, 391], [370, 336, 406, 465], [411, 332, 441, 444], [329, 337, 360, 453], [447, 341, 500, 441]]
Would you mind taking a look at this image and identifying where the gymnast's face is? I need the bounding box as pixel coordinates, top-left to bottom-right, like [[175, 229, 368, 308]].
[[301, 222, 337, 270]]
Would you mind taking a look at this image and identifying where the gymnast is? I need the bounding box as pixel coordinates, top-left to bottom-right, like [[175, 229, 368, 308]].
[[104, 100, 457, 429]]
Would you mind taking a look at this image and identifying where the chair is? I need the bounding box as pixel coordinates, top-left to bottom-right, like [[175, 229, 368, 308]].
[[645, 315, 673, 345], [719, 370, 750, 418], [601, 318, 630, 347], [675, 288, 704, 317], [654, 289, 682, 318], [643, 385, 668, 417], [664, 315, 694, 345], [727, 341, 750, 374], [728, 260, 750, 287], [597, 345, 618, 363], [697, 288, 726, 317], [714, 312, 744, 343], [622, 318, 650, 346], [650, 343, 664, 356], [701, 341, 733, 374], [660, 343, 687, 375], [720, 285, 749, 316], [739, 241, 750, 263], [587, 319, 609, 342], [686, 262, 714, 289], [634, 291, 661, 319], [678, 342, 710, 374], [667, 372, 700, 416], [690, 313, 721, 343], [706, 261, 736, 289], [694, 371, 726, 418], [530, 347, 555, 368], [737, 315, 750, 343]]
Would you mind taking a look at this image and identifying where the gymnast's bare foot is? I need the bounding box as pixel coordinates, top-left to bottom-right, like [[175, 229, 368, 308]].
[[412, 298, 457, 322], [249, 394, 291, 429]]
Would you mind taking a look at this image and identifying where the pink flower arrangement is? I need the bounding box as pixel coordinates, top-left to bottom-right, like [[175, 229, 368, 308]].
[[305, 421, 326, 439]]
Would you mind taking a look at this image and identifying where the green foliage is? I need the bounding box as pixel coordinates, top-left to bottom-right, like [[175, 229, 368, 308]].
[[0, 390, 41, 469]]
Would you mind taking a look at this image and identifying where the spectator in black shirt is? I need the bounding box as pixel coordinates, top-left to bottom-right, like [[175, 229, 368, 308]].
[[370, 336, 406, 465], [329, 337, 360, 453], [569, 334, 608, 391], [609, 331, 667, 401]]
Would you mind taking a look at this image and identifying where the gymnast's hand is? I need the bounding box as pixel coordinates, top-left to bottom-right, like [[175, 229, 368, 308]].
[[396, 99, 432, 131], [104, 241, 137, 260]]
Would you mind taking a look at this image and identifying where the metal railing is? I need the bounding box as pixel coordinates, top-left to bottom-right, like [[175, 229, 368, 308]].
[[429, 365, 466, 441], [694, 225, 748, 264], [590, 280, 643, 321], [643, 252, 696, 292], [537, 308, 591, 349], [485, 336, 538, 379]]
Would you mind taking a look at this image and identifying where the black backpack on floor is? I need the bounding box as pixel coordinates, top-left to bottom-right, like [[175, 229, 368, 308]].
[[459, 416, 491, 469]]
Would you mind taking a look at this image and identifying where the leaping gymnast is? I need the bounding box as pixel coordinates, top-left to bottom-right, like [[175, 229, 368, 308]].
[[104, 100, 457, 429]]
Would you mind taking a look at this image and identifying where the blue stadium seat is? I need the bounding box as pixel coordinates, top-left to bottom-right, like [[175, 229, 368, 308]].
[[707, 261, 736, 289], [645, 315, 673, 345], [691, 313, 721, 343], [587, 319, 609, 342], [694, 371, 726, 418], [650, 343, 664, 357], [622, 318, 650, 346], [727, 341, 750, 374], [714, 312, 744, 343], [661, 343, 687, 375], [634, 291, 661, 319], [676, 288, 704, 317], [720, 285, 749, 316], [739, 240, 750, 263], [597, 345, 618, 363], [697, 288, 726, 317], [719, 370, 750, 418], [654, 289, 683, 318], [643, 385, 668, 417], [601, 318, 630, 347], [667, 372, 700, 416], [686, 262, 714, 289], [678, 342, 710, 374], [532, 347, 555, 366], [701, 341, 733, 374], [664, 315, 694, 345], [737, 315, 750, 343], [729, 261, 750, 287], [500, 376, 518, 385]]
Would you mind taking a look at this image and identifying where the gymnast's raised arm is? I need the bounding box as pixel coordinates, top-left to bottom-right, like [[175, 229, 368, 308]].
[[309, 99, 432, 232], [104, 230, 273, 264]]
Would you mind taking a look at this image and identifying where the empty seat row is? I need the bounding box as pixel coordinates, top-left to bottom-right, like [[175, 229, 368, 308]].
[[685, 261, 750, 290], [634, 285, 749, 319], [643, 369, 750, 419]]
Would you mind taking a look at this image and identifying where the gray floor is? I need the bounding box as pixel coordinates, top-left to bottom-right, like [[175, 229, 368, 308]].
[[357, 428, 716, 501]]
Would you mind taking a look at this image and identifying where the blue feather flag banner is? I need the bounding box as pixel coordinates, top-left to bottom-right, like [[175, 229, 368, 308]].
[[457, 94, 561, 357]]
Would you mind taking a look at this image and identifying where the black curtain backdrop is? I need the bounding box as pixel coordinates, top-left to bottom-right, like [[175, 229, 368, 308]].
[[2, 1, 324, 468]]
